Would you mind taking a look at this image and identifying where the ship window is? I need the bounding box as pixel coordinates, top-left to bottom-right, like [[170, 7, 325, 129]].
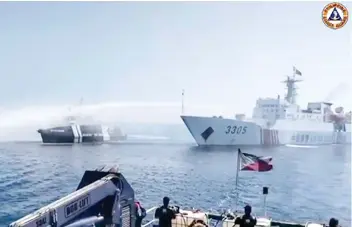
[[291, 135, 296, 141], [296, 135, 300, 142], [305, 135, 309, 142], [300, 134, 305, 142]]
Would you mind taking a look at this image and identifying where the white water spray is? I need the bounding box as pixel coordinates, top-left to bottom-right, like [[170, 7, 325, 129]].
[[0, 101, 233, 142]]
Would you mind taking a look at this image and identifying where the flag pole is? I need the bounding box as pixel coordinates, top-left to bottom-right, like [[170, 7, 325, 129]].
[[181, 89, 185, 115], [234, 148, 241, 213]]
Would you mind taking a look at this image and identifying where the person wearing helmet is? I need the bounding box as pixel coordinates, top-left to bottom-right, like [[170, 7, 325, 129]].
[[154, 197, 176, 227], [135, 201, 146, 227], [234, 205, 257, 227]]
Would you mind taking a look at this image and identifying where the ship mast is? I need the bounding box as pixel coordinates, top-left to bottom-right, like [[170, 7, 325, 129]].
[[282, 66, 303, 104], [181, 89, 185, 115]]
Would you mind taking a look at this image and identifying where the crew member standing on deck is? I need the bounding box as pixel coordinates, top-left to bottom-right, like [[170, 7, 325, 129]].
[[135, 201, 147, 227], [328, 218, 339, 227], [234, 205, 257, 227], [154, 197, 176, 227]]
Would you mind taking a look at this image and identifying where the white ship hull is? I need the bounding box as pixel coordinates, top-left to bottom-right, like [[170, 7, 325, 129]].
[[181, 115, 351, 146], [181, 115, 280, 146], [181, 67, 351, 147], [278, 130, 351, 145]]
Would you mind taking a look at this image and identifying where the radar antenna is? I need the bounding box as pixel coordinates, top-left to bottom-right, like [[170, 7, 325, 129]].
[[281, 66, 303, 104]]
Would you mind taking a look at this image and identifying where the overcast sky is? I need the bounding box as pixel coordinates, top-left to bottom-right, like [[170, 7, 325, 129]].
[[0, 1, 351, 126]]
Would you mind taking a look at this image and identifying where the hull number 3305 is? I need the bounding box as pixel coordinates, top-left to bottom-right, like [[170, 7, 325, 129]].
[[225, 126, 247, 134]]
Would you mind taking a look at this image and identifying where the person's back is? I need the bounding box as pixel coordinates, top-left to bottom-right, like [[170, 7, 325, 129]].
[[329, 218, 339, 227], [154, 197, 176, 227], [135, 201, 147, 227], [234, 205, 256, 227]]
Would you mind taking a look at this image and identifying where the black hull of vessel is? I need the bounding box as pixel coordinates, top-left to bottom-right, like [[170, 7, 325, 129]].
[[38, 132, 105, 144], [37, 124, 116, 144]]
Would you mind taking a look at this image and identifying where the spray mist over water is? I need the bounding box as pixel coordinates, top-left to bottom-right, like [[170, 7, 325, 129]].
[[324, 82, 351, 105], [0, 101, 235, 142]]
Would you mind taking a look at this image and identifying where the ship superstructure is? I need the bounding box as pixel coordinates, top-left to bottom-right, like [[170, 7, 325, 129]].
[[181, 67, 351, 146]]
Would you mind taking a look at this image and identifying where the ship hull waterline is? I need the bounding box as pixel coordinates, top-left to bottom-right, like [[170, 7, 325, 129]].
[[37, 124, 127, 144], [181, 115, 351, 146]]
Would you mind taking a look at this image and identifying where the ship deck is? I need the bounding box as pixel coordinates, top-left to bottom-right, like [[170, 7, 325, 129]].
[[142, 206, 324, 227]]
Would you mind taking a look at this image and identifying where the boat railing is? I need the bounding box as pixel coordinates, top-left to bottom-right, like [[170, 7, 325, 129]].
[[142, 206, 159, 227], [141, 207, 327, 227], [141, 207, 274, 227]]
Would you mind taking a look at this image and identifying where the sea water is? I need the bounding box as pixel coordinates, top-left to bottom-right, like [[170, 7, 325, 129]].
[[0, 142, 350, 226]]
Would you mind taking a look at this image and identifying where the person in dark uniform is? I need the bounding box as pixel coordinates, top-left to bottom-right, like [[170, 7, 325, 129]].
[[154, 197, 176, 227], [234, 205, 257, 227], [135, 201, 147, 227], [328, 218, 339, 227]]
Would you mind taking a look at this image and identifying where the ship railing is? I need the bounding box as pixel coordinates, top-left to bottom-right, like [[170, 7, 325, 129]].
[[141, 207, 329, 227], [141, 207, 276, 227], [142, 206, 158, 227]]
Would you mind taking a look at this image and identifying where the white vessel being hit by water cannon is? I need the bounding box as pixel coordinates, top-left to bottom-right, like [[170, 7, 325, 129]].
[[181, 67, 351, 146]]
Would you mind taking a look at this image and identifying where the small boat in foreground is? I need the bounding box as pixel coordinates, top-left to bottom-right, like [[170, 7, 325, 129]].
[[9, 167, 334, 227]]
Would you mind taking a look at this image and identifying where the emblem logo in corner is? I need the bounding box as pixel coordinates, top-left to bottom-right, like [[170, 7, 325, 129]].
[[322, 2, 349, 30]]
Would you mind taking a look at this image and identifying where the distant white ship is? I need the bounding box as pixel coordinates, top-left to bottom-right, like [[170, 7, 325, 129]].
[[181, 67, 351, 146]]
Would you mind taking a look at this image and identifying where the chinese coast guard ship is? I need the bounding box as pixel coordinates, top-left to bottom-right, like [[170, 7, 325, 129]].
[[37, 115, 127, 144], [181, 67, 351, 146]]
